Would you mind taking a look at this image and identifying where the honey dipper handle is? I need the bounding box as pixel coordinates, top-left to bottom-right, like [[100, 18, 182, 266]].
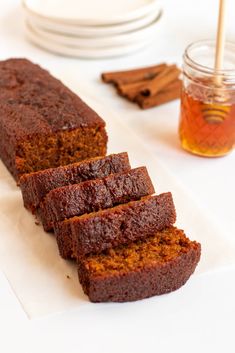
[[214, 0, 227, 85]]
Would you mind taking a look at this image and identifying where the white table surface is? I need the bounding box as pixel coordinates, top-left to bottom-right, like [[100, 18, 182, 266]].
[[0, 1, 235, 352]]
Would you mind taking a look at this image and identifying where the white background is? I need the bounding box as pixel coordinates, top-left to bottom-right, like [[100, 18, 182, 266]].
[[0, 1, 235, 352]]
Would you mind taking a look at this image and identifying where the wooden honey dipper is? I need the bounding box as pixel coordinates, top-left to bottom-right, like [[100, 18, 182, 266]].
[[203, 0, 230, 124]]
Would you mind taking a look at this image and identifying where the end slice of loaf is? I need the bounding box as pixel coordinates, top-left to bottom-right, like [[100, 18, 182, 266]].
[[78, 226, 201, 302]]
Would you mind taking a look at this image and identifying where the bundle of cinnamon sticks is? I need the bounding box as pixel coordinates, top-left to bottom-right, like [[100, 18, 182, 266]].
[[101, 63, 182, 109]]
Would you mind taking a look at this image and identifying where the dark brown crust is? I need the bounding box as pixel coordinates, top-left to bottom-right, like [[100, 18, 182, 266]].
[[19, 153, 130, 213], [77, 232, 201, 302], [54, 221, 74, 259], [40, 166, 155, 232], [70, 193, 176, 257], [0, 58, 107, 180]]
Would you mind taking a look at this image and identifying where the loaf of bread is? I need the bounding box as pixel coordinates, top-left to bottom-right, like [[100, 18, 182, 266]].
[[0, 58, 107, 180], [78, 227, 201, 302], [40, 166, 155, 231], [57, 192, 176, 258], [1, 58, 201, 304], [19, 152, 130, 213]]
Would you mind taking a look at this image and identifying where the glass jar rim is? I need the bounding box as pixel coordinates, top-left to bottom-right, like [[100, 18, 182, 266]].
[[184, 39, 235, 77]]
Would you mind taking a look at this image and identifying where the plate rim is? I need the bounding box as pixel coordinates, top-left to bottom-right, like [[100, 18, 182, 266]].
[[22, 0, 160, 26], [25, 10, 163, 48], [25, 22, 153, 58], [23, 7, 161, 37]]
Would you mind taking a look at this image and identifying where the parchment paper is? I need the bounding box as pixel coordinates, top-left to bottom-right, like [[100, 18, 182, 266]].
[[0, 94, 235, 318]]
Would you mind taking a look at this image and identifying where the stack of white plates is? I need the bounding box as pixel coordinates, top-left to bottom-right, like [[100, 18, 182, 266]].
[[22, 0, 163, 58]]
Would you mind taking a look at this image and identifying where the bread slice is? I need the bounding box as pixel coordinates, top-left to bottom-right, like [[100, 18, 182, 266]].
[[19, 152, 130, 213], [56, 192, 176, 259], [40, 166, 155, 231], [78, 226, 201, 302]]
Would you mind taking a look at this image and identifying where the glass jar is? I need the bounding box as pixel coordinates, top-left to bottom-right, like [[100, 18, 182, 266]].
[[179, 40, 235, 157]]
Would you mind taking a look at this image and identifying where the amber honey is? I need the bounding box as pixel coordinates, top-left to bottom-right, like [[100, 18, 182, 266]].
[[179, 87, 235, 157], [179, 40, 235, 157]]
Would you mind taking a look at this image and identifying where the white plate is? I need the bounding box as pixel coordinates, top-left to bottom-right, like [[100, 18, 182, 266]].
[[25, 22, 153, 58], [23, 7, 161, 38], [23, 0, 160, 25], [25, 11, 162, 49]]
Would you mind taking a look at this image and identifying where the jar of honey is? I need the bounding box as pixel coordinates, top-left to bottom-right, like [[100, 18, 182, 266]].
[[179, 40, 235, 157]]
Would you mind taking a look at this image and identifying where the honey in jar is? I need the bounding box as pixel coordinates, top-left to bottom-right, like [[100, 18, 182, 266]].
[[179, 40, 235, 157]]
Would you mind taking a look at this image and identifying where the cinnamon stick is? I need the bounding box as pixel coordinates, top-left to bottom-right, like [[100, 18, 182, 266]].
[[140, 65, 181, 97], [117, 65, 181, 101], [101, 63, 167, 86], [117, 79, 150, 101], [135, 79, 182, 109]]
